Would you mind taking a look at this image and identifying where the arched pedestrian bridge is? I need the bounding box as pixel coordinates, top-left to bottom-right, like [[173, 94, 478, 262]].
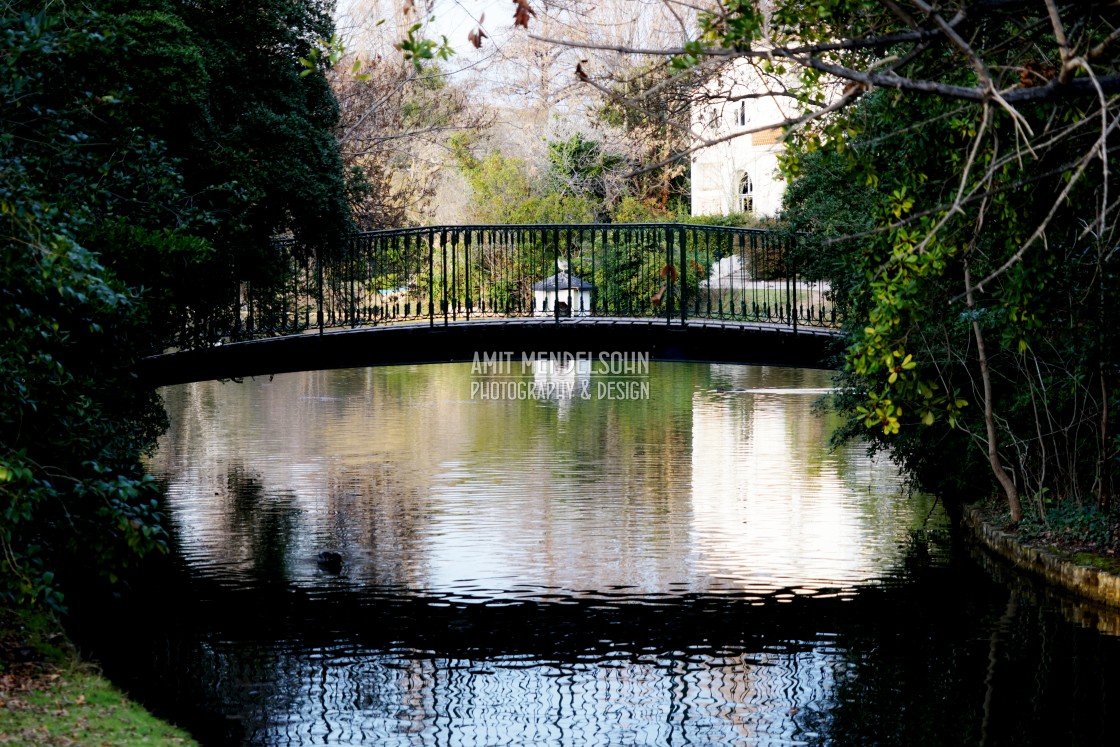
[[140, 223, 842, 386]]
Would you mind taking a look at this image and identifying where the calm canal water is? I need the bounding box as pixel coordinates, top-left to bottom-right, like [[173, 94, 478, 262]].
[[72, 362, 1120, 745]]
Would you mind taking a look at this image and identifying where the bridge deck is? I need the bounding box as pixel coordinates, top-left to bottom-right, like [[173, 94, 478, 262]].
[[139, 317, 842, 387]]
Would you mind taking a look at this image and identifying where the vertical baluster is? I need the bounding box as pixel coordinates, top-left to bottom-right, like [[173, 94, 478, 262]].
[[376, 233, 382, 322], [303, 262, 310, 330], [614, 227, 621, 316], [482, 226, 488, 315], [359, 235, 367, 324], [582, 227, 589, 315], [734, 230, 743, 318], [478, 227, 485, 316], [633, 226, 640, 318], [753, 232, 764, 321], [512, 228, 520, 315], [551, 226, 559, 322], [658, 226, 667, 324], [370, 234, 378, 323], [415, 229, 423, 319], [565, 226, 573, 317], [316, 243, 324, 335], [705, 230, 713, 319], [689, 230, 698, 318], [508, 226, 513, 315], [506, 227, 513, 315], [465, 228, 472, 321], [588, 227, 596, 316], [360, 234, 367, 326], [428, 229, 435, 326], [404, 232, 412, 319], [440, 228, 448, 325], [679, 225, 688, 326], [718, 232, 727, 319], [789, 234, 798, 331]]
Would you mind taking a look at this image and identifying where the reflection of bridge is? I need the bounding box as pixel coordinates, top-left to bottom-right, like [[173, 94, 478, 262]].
[[141, 224, 842, 385]]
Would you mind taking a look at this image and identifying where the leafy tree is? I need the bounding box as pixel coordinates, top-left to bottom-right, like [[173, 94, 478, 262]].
[[1, 0, 353, 608], [713, 2, 1116, 524], [545, 133, 624, 205], [0, 194, 170, 610], [451, 135, 601, 224], [611, 196, 671, 223], [527, 0, 1120, 524]]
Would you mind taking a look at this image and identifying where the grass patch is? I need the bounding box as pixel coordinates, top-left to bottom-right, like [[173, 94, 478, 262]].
[[1069, 552, 1120, 576], [0, 607, 196, 746]]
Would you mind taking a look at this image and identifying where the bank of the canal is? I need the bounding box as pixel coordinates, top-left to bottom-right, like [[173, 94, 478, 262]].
[[963, 504, 1120, 619], [0, 607, 198, 746]]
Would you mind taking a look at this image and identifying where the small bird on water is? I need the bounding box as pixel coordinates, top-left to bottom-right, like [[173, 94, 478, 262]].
[[317, 551, 343, 573]]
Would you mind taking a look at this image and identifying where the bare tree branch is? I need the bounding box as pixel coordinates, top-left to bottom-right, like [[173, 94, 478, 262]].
[[623, 87, 865, 178], [958, 110, 1120, 299]]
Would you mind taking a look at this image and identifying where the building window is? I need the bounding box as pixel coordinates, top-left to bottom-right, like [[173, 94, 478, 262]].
[[739, 173, 754, 214], [735, 100, 747, 127]]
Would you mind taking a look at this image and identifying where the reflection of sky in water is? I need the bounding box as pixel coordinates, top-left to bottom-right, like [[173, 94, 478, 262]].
[[159, 363, 921, 599], [223, 644, 837, 746], [149, 363, 940, 745], [690, 367, 915, 593]]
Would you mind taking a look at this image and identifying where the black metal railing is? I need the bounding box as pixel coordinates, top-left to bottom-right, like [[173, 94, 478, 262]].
[[213, 223, 837, 343]]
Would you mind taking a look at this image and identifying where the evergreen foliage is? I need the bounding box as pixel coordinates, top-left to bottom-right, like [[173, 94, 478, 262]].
[[1, 0, 352, 608], [750, 6, 1120, 523]]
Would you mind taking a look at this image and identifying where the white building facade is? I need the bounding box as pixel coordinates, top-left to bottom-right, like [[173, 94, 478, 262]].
[[690, 60, 790, 218]]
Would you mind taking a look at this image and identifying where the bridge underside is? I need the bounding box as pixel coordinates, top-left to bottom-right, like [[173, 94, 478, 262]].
[[138, 318, 842, 387]]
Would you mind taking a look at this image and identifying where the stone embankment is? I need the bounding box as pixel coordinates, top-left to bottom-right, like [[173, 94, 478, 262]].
[[963, 506, 1120, 632]]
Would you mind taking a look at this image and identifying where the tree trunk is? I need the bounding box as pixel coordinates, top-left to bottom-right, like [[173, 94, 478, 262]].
[[1101, 371, 1110, 513], [966, 261, 1023, 523], [1098, 239, 1111, 513]]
